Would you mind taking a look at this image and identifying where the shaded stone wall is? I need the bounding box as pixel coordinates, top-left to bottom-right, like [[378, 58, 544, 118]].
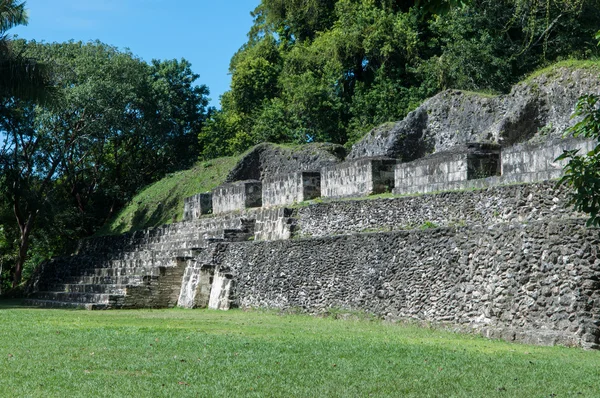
[[501, 138, 595, 183], [321, 158, 397, 198], [220, 219, 600, 349], [392, 138, 594, 195], [254, 208, 297, 241], [394, 143, 501, 195]]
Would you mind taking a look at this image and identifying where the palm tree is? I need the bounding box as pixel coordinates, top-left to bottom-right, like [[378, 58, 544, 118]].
[[0, 0, 51, 103]]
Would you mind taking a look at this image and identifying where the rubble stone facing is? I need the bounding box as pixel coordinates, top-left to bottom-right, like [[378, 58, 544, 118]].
[[295, 181, 583, 239], [220, 219, 600, 349]]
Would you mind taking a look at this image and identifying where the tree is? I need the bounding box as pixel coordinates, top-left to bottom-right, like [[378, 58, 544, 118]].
[[0, 41, 210, 287], [200, 0, 599, 159], [0, 1, 51, 103], [556, 94, 600, 227]]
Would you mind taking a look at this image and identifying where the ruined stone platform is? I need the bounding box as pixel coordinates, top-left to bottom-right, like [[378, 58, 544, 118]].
[[24, 138, 600, 349]]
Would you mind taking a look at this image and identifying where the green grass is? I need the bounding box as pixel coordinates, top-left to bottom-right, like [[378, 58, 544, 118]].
[[524, 58, 600, 83], [98, 156, 240, 235], [0, 301, 598, 397]]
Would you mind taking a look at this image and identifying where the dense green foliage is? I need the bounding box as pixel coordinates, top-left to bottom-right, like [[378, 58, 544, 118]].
[[1, 303, 599, 397], [0, 40, 209, 288], [0, 1, 51, 103], [199, 0, 600, 158], [557, 94, 600, 226]]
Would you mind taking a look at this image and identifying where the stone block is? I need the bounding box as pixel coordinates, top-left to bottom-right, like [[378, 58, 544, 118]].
[[254, 207, 297, 241], [321, 158, 398, 198], [394, 143, 500, 195], [262, 171, 321, 207], [212, 180, 262, 214], [501, 138, 595, 181], [183, 192, 213, 220]]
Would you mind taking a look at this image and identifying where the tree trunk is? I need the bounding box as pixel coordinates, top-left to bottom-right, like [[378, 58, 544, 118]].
[[12, 214, 34, 288]]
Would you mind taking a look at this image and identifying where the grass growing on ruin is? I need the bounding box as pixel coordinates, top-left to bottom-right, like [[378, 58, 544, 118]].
[[1, 301, 599, 398], [98, 156, 240, 236], [524, 59, 600, 82]]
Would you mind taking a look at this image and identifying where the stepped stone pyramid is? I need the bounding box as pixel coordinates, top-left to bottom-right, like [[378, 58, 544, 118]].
[[24, 218, 255, 309], [22, 136, 600, 349]]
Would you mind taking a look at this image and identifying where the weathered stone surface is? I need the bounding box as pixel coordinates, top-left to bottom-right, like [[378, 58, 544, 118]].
[[394, 143, 500, 195], [296, 181, 582, 239], [226, 142, 346, 182], [321, 158, 397, 198], [262, 172, 321, 207], [212, 180, 262, 214], [254, 207, 297, 241], [393, 138, 594, 195], [348, 67, 600, 160], [220, 219, 600, 349], [183, 193, 213, 220]]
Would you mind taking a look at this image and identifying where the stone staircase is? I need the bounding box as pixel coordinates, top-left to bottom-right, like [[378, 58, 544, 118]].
[[24, 218, 255, 309]]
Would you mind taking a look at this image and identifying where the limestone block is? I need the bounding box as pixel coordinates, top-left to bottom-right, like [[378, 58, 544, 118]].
[[262, 171, 321, 207], [212, 180, 262, 214], [208, 271, 234, 310], [321, 158, 398, 198], [394, 143, 500, 195], [183, 193, 213, 220]]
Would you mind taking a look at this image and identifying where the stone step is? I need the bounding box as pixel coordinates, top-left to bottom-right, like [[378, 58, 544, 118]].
[[30, 291, 124, 304], [62, 275, 149, 285], [79, 267, 163, 277], [22, 299, 111, 310], [110, 249, 198, 261], [43, 283, 129, 294]]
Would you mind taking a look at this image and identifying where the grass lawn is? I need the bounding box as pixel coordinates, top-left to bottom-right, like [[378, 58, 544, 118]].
[[0, 300, 598, 397]]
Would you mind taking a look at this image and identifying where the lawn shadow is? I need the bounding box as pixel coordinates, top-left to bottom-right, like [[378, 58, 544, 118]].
[[0, 298, 27, 309]]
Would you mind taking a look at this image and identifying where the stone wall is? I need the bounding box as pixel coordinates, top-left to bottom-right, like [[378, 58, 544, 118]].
[[183, 193, 213, 221], [501, 137, 595, 183], [254, 208, 297, 241], [262, 172, 320, 207], [394, 143, 500, 195], [219, 219, 600, 349], [392, 138, 594, 195], [295, 181, 581, 239], [321, 158, 397, 198], [212, 180, 263, 214]]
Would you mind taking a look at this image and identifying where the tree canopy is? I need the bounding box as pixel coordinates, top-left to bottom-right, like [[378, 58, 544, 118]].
[[199, 0, 600, 159], [0, 40, 209, 288]]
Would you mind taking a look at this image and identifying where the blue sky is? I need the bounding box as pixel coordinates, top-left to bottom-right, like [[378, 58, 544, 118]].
[[11, 0, 261, 107]]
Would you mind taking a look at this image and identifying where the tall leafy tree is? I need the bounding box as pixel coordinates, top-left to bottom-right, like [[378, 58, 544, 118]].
[[0, 41, 209, 287]]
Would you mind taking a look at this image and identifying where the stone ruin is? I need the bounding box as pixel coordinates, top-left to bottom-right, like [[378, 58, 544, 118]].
[[24, 135, 600, 349]]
